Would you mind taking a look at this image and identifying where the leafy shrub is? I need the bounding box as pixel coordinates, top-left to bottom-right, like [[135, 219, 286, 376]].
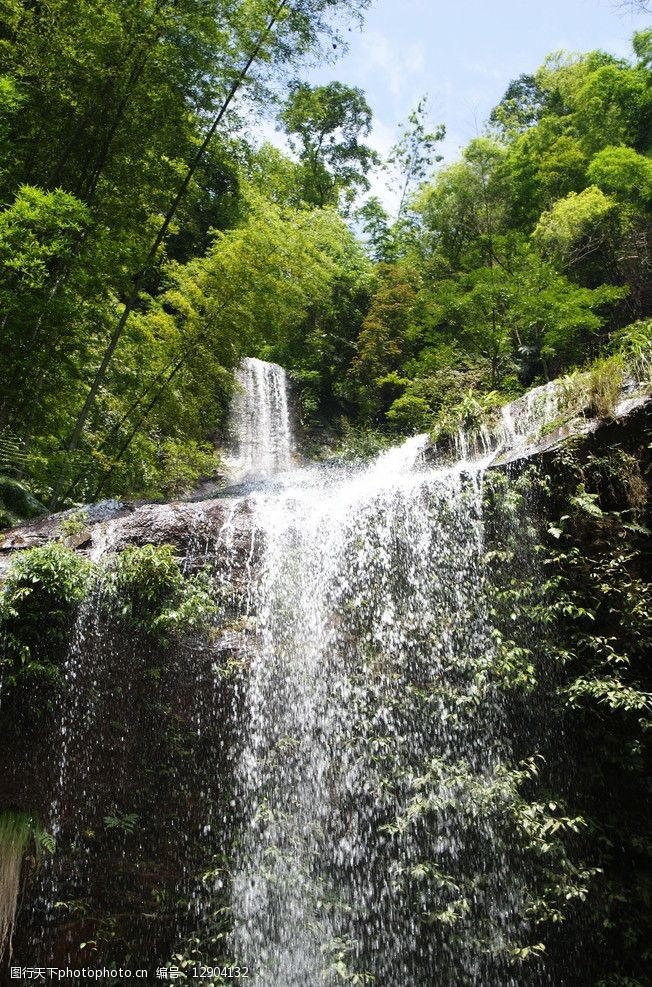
[[58, 509, 90, 540], [0, 433, 30, 478], [0, 542, 218, 707], [558, 354, 625, 421], [385, 394, 432, 433], [334, 421, 394, 462], [107, 544, 217, 639], [585, 354, 624, 418], [485, 444, 652, 982], [611, 319, 652, 386], [431, 389, 503, 443], [0, 542, 91, 692]]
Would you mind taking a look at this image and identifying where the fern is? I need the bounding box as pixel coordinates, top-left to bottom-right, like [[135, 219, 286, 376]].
[[0, 430, 29, 476]]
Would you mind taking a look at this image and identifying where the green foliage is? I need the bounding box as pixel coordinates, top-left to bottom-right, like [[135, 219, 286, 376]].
[[0, 0, 371, 504], [387, 95, 445, 219], [356, 196, 396, 262], [255, 202, 373, 427], [0, 541, 218, 715], [158, 439, 219, 499], [555, 344, 649, 422], [330, 421, 394, 462], [545, 451, 651, 981], [348, 262, 419, 419], [532, 186, 617, 262], [382, 750, 597, 949], [0, 543, 91, 693], [588, 146, 652, 208], [584, 355, 625, 418], [345, 34, 651, 426], [385, 393, 432, 432], [0, 9, 648, 500], [0, 475, 45, 529], [0, 16, 649, 977], [58, 510, 90, 540], [279, 81, 379, 211], [323, 936, 376, 983], [611, 319, 652, 383], [0, 186, 90, 292], [482, 438, 652, 984], [108, 544, 217, 639], [431, 388, 503, 442], [0, 808, 54, 961], [489, 73, 548, 136], [0, 433, 30, 478], [0, 808, 54, 866], [633, 27, 652, 69], [103, 812, 139, 835]]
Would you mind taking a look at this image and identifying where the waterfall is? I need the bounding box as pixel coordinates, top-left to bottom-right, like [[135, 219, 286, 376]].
[[223, 366, 558, 982], [226, 391, 540, 983], [3, 367, 585, 981], [228, 358, 294, 479]]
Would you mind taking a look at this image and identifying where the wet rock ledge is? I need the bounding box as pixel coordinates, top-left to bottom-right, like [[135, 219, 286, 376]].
[[0, 494, 256, 575], [0, 391, 650, 574]]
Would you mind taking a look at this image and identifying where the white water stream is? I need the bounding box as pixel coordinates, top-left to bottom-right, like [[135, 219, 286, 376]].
[[227, 360, 541, 985], [227, 357, 295, 479]]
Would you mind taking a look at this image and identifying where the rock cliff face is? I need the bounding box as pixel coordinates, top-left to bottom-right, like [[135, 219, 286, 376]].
[[0, 506, 255, 973], [0, 374, 649, 982]]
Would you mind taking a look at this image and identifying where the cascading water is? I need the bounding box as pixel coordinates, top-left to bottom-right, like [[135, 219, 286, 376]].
[[226, 364, 547, 984], [227, 358, 295, 479], [2, 360, 597, 982], [231, 464, 521, 984]]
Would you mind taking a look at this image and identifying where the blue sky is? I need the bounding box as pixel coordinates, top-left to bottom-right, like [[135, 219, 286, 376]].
[[302, 0, 650, 208]]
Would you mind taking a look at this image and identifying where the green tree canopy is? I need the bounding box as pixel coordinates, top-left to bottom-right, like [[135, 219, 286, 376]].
[[279, 80, 379, 209]]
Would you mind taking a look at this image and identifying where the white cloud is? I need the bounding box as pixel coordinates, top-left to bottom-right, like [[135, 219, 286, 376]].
[[358, 31, 428, 103], [368, 117, 396, 159]]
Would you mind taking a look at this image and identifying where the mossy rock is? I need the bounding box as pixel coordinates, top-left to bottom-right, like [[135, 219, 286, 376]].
[[0, 506, 21, 529], [0, 475, 46, 522]]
